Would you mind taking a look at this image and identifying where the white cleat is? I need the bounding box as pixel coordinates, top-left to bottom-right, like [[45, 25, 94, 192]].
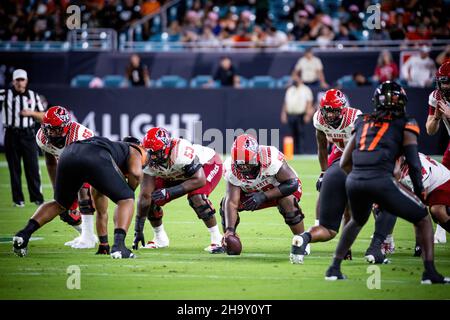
[[434, 225, 447, 244], [71, 234, 98, 249], [65, 236, 81, 247], [204, 243, 225, 254], [143, 236, 170, 249], [289, 253, 304, 264]]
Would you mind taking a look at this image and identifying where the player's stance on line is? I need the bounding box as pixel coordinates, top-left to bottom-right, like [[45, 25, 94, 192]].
[[426, 61, 450, 244], [221, 134, 306, 258], [290, 89, 362, 264], [133, 127, 224, 253], [36, 106, 101, 250], [368, 153, 450, 260], [325, 81, 450, 284], [13, 136, 148, 259]]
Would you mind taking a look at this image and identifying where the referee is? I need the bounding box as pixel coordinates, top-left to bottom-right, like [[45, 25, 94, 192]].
[[0, 69, 45, 207]]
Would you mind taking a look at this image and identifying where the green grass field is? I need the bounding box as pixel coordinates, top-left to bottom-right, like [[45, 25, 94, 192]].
[[0, 154, 449, 300]]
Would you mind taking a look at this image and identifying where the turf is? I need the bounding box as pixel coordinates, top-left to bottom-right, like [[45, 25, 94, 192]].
[[0, 155, 449, 300]]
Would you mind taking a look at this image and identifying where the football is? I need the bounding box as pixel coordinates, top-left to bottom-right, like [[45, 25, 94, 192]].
[[225, 234, 242, 255]]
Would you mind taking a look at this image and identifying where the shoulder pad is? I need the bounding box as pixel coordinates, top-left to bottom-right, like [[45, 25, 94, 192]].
[[259, 146, 284, 176]]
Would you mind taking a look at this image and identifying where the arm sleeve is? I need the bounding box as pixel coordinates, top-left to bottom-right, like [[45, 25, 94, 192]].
[[403, 144, 424, 197]]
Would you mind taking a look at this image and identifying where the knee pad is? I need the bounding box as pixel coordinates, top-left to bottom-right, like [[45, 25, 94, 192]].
[[278, 199, 305, 226], [79, 199, 95, 214], [147, 203, 164, 221], [189, 194, 215, 221]]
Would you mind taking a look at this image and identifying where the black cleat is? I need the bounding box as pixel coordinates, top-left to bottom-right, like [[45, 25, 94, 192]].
[[365, 246, 390, 264], [12, 233, 30, 257], [414, 244, 422, 257], [111, 244, 136, 259], [325, 266, 347, 281], [344, 250, 352, 260], [95, 243, 110, 255], [421, 271, 450, 284]]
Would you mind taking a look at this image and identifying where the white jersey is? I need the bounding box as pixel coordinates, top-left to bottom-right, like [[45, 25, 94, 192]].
[[223, 146, 300, 193], [400, 153, 450, 193], [313, 107, 362, 151], [428, 89, 450, 136], [143, 137, 216, 180], [36, 122, 94, 158]]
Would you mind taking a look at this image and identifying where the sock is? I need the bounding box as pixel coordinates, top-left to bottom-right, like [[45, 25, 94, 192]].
[[302, 232, 312, 244], [21, 219, 40, 237], [153, 224, 165, 235], [314, 219, 320, 226], [99, 235, 108, 244], [80, 214, 95, 238], [114, 228, 126, 246], [331, 257, 343, 269], [440, 220, 450, 233], [424, 260, 437, 274], [208, 225, 222, 244]]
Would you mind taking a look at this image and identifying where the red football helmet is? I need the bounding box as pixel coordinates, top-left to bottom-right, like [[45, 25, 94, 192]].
[[319, 89, 348, 127], [436, 61, 450, 101], [231, 134, 260, 179], [142, 127, 172, 165], [42, 106, 72, 148]]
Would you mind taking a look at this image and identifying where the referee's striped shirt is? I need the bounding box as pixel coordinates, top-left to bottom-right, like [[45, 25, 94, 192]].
[[0, 88, 45, 128]]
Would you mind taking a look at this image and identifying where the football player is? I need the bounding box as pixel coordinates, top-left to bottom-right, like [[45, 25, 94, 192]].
[[221, 134, 306, 259], [36, 106, 103, 251], [325, 81, 449, 284], [13, 136, 148, 259], [425, 61, 450, 243], [368, 153, 450, 260], [290, 89, 364, 263], [133, 127, 224, 253]]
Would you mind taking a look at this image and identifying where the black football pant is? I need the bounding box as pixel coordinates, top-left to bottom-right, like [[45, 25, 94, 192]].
[[4, 127, 43, 204], [332, 173, 428, 260], [55, 142, 135, 209]]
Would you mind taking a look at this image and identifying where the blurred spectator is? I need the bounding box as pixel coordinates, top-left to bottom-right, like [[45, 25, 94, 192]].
[[209, 56, 240, 88], [373, 50, 399, 83], [402, 46, 436, 88], [265, 27, 288, 49], [293, 48, 329, 88], [352, 72, 371, 87], [125, 54, 150, 87], [436, 45, 450, 65], [117, 0, 142, 31], [290, 10, 311, 41], [280, 70, 314, 154], [141, 0, 160, 16], [316, 25, 335, 47]]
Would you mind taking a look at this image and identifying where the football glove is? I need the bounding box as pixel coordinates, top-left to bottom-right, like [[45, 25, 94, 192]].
[[132, 231, 145, 250], [59, 209, 82, 226], [316, 172, 325, 192], [241, 192, 267, 211], [151, 188, 171, 207]]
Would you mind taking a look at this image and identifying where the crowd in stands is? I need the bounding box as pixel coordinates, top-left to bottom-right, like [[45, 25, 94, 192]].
[[1, 0, 449, 44]]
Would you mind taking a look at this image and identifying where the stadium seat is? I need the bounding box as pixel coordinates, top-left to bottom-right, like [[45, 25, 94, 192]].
[[155, 75, 187, 88], [238, 76, 249, 88], [248, 76, 276, 88], [276, 75, 292, 88], [190, 75, 218, 88], [102, 75, 129, 88], [336, 75, 357, 89], [71, 74, 95, 87]]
